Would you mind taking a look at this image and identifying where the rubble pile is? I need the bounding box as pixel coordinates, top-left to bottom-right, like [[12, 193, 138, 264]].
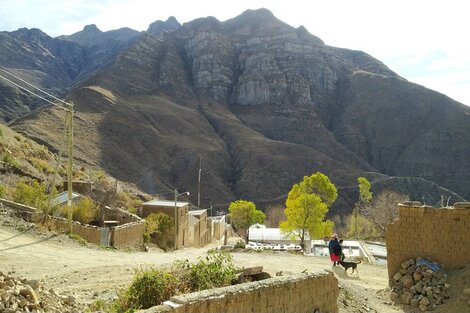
[[390, 258, 450, 312], [0, 271, 82, 313]]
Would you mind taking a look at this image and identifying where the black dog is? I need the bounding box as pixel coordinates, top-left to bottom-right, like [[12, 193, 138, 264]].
[[338, 260, 361, 275]]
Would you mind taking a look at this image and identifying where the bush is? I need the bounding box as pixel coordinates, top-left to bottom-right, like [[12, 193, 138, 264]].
[[114, 267, 179, 312], [113, 252, 237, 312], [185, 251, 237, 291], [3, 154, 21, 170], [144, 213, 174, 251], [234, 240, 246, 249], [0, 184, 5, 198], [13, 180, 49, 210], [71, 197, 99, 224]]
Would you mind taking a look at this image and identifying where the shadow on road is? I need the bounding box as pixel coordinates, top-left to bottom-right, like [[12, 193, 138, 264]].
[[0, 234, 58, 251], [0, 229, 30, 243]]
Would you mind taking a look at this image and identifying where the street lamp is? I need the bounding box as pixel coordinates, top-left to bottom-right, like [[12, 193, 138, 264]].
[[174, 189, 190, 250]]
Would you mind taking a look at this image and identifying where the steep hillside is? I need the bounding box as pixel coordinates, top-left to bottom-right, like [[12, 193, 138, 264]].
[[9, 9, 470, 214]]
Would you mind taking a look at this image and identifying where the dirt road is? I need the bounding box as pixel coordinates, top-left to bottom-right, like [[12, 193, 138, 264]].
[[0, 222, 400, 312]]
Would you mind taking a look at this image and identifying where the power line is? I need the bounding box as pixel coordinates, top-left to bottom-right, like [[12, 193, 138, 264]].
[[0, 73, 69, 111], [0, 66, 72, 108]]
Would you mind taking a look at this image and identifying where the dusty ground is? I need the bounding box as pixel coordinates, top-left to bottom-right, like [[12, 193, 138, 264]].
[[0, 211, 402, 313]]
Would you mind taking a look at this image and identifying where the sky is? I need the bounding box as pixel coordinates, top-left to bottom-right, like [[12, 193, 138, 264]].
[[1, 0, 469, 106]]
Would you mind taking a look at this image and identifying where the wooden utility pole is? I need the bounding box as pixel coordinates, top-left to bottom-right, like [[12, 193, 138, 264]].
[[66, 103, 74, 233], [197, 155, 201, 207]]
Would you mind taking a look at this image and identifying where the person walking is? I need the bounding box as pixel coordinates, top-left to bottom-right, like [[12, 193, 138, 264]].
[[328, 234, 341, 266]]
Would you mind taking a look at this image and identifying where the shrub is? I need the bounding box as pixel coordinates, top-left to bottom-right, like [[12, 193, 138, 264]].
[[3, 154, 21, 170], [185, 251, 237, 291], [71, 197, 99, 224], [68, 233, 87, 246], [234, 240, 246, 249], [13, 180, 49, 210], [0, 184, 5, 198], [115, 267, 179, 312], [30, 157, 54, 174], [144, 213, 174, 251]]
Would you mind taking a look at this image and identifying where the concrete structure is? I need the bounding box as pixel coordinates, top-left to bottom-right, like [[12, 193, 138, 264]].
[[248, 225, 306, 244], [141, 199, 189, 249], [386, 201, 470, 282], [136, 272, 339, 313]]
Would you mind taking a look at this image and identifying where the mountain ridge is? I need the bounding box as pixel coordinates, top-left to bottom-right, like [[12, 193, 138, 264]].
[[3, 9, 469, 213]]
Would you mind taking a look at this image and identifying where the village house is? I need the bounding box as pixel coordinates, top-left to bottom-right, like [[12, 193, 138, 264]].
[[140, 199, 189, 249], [188, 209, 208, 248]]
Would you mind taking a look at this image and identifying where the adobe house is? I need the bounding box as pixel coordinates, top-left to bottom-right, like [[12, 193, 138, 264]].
[[140, 199, 189, 249], [188, 209, 208, 248], [208, 215, 226, 241]]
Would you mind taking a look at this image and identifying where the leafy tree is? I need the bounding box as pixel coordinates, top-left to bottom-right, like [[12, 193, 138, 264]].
[[281, 172, 336, 247], [144, 212, 175, 251], [286, 172, 337, 207], [227, 200, 265, 242], [265, 205, 286, 227], [346, 213, 379, 240], [351, 177, 373, 238], [280, 193, 333, 246]]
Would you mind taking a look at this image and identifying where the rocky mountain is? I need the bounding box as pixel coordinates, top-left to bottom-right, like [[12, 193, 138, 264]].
[[5, 9, 470, 214]]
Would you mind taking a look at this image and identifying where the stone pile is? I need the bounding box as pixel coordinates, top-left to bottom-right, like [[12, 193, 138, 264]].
[[0, 271, 82, 313], [390, 258, 450, 312]]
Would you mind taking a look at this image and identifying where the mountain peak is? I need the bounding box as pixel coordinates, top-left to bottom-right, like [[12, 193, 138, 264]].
[[147, 16, 181, 35], [83, 24, 102, 33]]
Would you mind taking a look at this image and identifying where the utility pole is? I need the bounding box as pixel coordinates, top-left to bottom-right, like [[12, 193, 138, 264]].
[[197, 155, 201, 207], [66, 103, 74, 233], [174, 189, 178, 250]]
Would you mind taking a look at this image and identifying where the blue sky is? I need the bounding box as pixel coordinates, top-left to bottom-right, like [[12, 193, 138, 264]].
[[1, 0, 469, 106]]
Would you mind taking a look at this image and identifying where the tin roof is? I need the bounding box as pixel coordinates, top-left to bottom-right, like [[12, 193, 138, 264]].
[[143, 199, 189, 207]]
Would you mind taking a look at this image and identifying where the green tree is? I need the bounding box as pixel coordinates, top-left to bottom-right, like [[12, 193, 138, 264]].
[[286, 172, 337, 207], [351, 177, 373, 238], [281, 172, 336, 247], [228, 200, 265, 242], [144, 212, 175, 251], [13, 180, 49, 210], [280, 193, 333, 246]]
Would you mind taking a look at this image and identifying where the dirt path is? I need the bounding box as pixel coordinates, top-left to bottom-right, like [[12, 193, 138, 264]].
[[0, 223, 401, 312]]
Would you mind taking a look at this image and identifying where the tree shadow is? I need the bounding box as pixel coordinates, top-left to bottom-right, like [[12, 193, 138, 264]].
[[0, 234, 58, 251]]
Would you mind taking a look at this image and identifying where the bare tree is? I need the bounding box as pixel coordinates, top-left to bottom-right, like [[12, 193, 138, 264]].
[[362, 190, 408, 234], [265, 205, 286, 227]]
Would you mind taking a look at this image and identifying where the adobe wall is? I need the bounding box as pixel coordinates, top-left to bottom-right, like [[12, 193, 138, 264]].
[[102, 206, 141, 224], [136, 272, 339, 313], [386, 201, 470, 281], [113, 221, 145, 249], [45, 216, 101, 245]]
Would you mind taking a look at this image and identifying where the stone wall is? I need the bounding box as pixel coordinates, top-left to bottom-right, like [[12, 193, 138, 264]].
[[386, 202, 470, 281], [112, 221, 145, 249], [136, 272, 338, 313]]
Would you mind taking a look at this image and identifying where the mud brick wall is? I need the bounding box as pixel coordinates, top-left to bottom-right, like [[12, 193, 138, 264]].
[[112, 221, 145, 249], [102, 206, 141, 224], [45, 216, 101, 245], [386, 202, 470, 281], [137, 272, 339, 313]]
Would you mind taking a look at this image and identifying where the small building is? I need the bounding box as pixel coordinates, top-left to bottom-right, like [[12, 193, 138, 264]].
[[51, 191, 83, 216], [140, 199, 189, 249], [208, 215, 226, 241], [188, 209, 208, 248]]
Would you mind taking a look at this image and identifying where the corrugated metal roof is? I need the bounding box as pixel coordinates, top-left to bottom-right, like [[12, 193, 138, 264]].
[[51, 191, 82, 206], [143, 199, 189, 207]]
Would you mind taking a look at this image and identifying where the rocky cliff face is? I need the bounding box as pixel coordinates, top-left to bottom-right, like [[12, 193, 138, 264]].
[[6, 9, 470, 213]]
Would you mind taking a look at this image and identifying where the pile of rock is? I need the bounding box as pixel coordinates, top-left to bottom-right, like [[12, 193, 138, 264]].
[[390, 258, 450, 312], [0, 271, 82, 313]]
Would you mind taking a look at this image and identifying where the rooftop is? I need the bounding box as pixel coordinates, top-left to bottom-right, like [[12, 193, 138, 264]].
[[51, 191, 82, 206], [143, 199, 189, 207]]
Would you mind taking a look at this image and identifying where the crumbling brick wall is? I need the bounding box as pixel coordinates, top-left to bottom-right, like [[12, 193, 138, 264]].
[[386, 202, 470, 282], [136, 272, 339, 313]]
